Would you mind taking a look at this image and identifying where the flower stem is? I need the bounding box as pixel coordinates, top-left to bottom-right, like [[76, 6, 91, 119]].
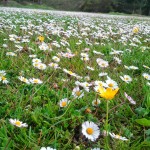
[[105, 100, 110, 149]]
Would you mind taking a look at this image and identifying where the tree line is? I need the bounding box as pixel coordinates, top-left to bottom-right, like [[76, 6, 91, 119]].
[[1, 0, 150, 16]]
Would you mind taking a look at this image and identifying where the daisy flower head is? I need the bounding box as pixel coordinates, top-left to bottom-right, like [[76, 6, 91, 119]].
[[72, 86, 84, 99], [109, 132, 128, 141], [120, 75, 132, 83], [92, 99, 101, 106], [29, 78, 43, 84], [48, 62, 60, 69], [82, 121, 100, 141], [99, 72, 108, 77], [113, 57, 122, 64], [6, 52, 17, 56], [52, 56, 60, 63], [129, 66, 138, 70], [29, 54, 37, 58], [147, 82, 150, 86], [75, 81, 91, 92], [143, 65, 150, 70], [93, 50, 104, 55], [94, 80, 107, 87], [59, 98, 70, 108], [63, 69, 80, 79], [133, 26, 139, 34], [32, 58, 42, 63], [39, 42, 49, 51], [9, 119, 28, 128], [40, 147, 56, 150], [105, 77, 118, 89], [0, 76, 9, 84], [142, 73, 150, 80], [0, 70, 6, 76], [18, 76, 30, 84], [87, 66, 94, 71], [84, 76, 90, 81], [96, 58, 109, 68], [35, 63, 47, 70]]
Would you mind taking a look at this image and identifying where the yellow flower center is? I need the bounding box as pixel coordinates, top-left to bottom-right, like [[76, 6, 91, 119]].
[[125, 77, 129, 81], [40, 65, 43, 69], [68, 71, 73, 75], [108, 83, 113, 87], [94, 101, 99, 105], [101, 63, 105, 66], [116, 135, 121, 139], [145, 76, 148, 79], [15, 121, 21, 126], [23, 78, 27, 82], [1, 76, 6, 80], [33, 79, 39, 83], [86, 128, 94, 135], [35, 63, 39, 67], [98, 83, 103, 86], [61, 101, 67, 107], [76, 91, 81, 96]]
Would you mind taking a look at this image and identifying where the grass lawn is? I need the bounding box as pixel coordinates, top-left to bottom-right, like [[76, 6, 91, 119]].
[[0, 7, 150, 150]]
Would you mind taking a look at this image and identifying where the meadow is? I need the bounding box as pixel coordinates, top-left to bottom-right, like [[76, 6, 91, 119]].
[[0, 7, 150, 150]]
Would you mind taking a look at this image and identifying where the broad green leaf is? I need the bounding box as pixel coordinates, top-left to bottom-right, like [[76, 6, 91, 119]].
[[135, 118, 150, 127]]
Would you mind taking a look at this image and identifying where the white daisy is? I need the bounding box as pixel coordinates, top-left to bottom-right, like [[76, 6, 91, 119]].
[[82, 121, 100, 141], [91, 148, 100, 150], [96, 58, 109, 68], [0, 76, 9, 84], [129, 66, 138, 70], [113, 57, 122, 64], [109, 132, 128, 141], [52, 56, 60, 63], [142, 73, 150, 80], [9, 119, 28, 128], [29, 54, 37, 58], [147, 82, 150, 86], [39, 42, 49, 51], [36, 63, 47, 70], [99, 72, 108, 77], [120, 75, 132, 83], [40, 147, 56, 150], [6, 52, 17, 56], [18, 76, 30, 84], [0, 70, 6, 76], [105, 77, 118, 89], [93, 50, 104, 55], [32, 58, 42, 63], [143, 65, 150, 70], [48, 62, 60, 69], [87, 66, 94, 71], [59, 98, 70, 108], [92, 99, 101, 106], [75, 81, 91, 92], [94, 81, 107, 87], [29, 78, 43, 84], [72, 86, 84, 99]]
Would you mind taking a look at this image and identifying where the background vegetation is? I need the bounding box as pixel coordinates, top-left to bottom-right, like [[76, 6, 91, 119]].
[[0, 0, 150, 16]]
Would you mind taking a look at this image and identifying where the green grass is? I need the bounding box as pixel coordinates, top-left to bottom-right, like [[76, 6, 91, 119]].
[[0, 8, 150, 150]]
